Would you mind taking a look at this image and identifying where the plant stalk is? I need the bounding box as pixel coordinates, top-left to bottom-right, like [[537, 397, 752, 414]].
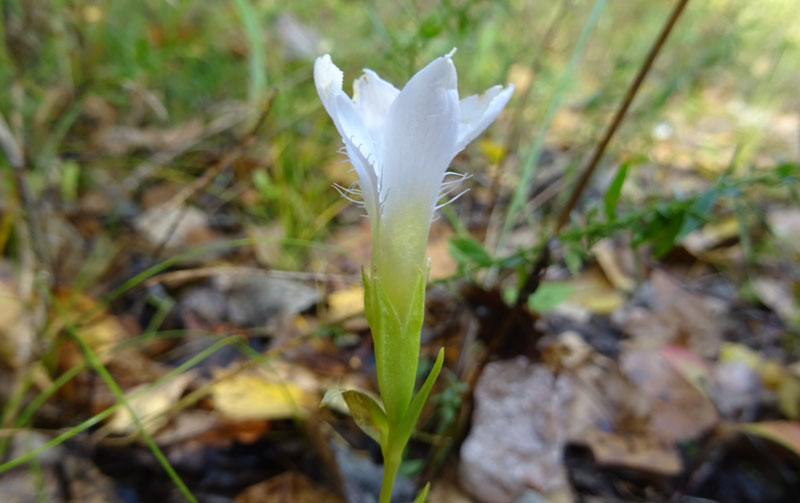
[[379, 444, 402, 503]]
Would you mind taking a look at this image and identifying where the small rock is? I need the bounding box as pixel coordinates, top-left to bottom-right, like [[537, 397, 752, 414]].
[[460, 357, 571, 503]]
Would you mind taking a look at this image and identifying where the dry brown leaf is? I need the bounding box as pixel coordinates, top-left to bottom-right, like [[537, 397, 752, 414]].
[[562, 268, 627, 315], [751, 276, 799, 326], [768, 207, 800, 255], [234, 472, 340, 503], [614, 270, 724, 357], [583, 428, 682, 476], [0, 273, 36, 368], [592, 239, 635, 292], [621, 349, 718, 443], [134, 203, 216, 250], [682, 216, 740, 256], [52, 288, 129, 365]]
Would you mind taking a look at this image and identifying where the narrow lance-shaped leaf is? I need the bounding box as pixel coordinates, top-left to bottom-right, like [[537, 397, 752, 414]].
[[398, 347, 445, 443], [604, 161, 629, 221], [412, 482, 431, 503]]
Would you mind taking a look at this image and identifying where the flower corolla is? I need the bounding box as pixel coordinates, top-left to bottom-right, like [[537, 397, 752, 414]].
[[315, 51, 513, 314]]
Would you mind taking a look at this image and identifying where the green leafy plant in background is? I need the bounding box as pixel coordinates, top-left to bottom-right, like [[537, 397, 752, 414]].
[[314, 51, 512, 502]]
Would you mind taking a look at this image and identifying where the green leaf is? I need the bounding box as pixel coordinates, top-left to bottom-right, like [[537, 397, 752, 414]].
[[528, 282, 574, 312], [678, 189, 719, 240], [60, 160, 81, 203], [412, 482, 431, 503], [419, 13, 443, 38], [776, 162, 798, 180], [323, 389, 388, 446], [604, 161, 629, 221], [563, 246, 584, 276], [399, 348, 444, 443], [635, 208, 686, 258], [449, 237, 493, 268]]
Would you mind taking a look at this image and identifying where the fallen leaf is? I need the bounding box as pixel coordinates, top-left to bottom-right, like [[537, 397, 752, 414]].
[[0, 271, 35, 368], [751, 276, 799, 326], [583, 428, 682, 476], [719, 342, 800, 419], [235, 472, 340, 503], [211, 372, 315, 421], [52, 288, 129, 365], [768, 207, 800, 255], [592, 239, 635, 292], [661, 345, 714, 397], [562, 268, 627, 315], [621, 349, 718, 443], [326, 286, 364, 321], [614, 270, 724, 357], [682, 216, 740, 257], [735, 421, 800, 458], [134, 203, 216, 250], [108, 371, 195, 435]]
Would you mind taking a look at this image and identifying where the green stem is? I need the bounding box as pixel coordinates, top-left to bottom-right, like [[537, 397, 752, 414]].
[[379, 443, 402, 503]]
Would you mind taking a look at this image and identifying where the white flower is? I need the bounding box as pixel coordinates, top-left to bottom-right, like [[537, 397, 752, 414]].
[[315, 50, 513, 314]]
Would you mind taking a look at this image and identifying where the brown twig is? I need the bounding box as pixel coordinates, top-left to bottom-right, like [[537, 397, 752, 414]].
[[553, 0, 691, 234], [516, 0, 691, 302]]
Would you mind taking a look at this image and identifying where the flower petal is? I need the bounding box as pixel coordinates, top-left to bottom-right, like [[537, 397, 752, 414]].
[[455, 84, 514, 153], [315, 55, 381, 221], [334, 94, 380, 220], [313, 54, 344, 123], [380, 54, 460, 216], [353, 69, 400, 149]]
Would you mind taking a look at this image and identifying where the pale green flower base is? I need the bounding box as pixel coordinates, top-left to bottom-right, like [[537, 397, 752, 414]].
[[324, 267, 443, 503]]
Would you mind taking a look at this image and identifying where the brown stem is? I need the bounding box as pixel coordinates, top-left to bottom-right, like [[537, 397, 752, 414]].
[[516, 0, 692, 303], [553, 0, 691, 234]]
